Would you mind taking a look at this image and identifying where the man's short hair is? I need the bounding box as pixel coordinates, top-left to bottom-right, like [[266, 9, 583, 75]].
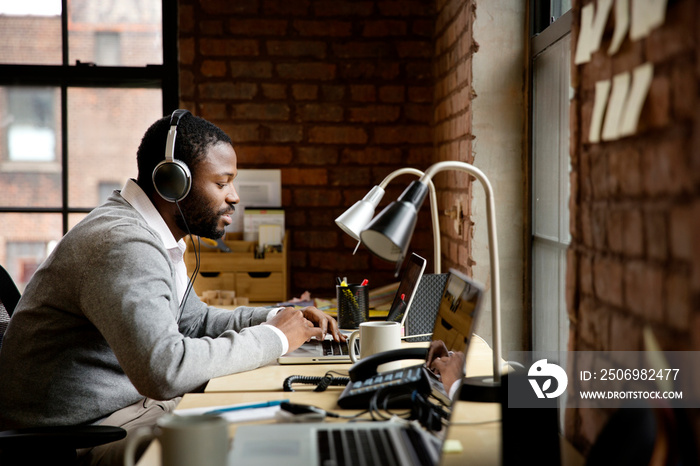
[[136, 112, 232, 195]]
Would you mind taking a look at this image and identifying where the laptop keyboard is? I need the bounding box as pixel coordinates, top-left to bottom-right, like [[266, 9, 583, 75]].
[[322, 340, 350, 356], [316, 427, 401, 466]]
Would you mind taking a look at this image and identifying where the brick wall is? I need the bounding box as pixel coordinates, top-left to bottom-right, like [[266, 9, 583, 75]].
[[433, 0, 476, 275], [568, 0, 700, 454], [178, 0, 439, 297]]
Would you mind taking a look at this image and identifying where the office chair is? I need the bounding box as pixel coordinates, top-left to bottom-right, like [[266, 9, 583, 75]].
[[0, 264, 126, 466]]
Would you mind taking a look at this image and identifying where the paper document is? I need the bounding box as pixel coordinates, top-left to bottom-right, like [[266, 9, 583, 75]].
[[175, 404, 280, 423]]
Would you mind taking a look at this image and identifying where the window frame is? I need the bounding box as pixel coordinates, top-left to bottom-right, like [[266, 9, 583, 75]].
[[0, 0, 178, 234]]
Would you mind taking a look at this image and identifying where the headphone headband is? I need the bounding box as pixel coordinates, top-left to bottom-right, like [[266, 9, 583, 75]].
[[153, 109, 192, 202]]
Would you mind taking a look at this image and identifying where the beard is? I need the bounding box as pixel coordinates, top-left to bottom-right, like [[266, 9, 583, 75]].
[[175, 188, 233, 240]]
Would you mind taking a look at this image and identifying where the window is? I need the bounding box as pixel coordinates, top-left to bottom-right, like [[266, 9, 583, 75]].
[[6, 87, 57, 162], [530, 2, 572, 354], [0, 0, 177, 286]]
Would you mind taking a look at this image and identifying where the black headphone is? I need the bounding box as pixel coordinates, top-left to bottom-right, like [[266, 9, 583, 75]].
[[152, 109, 192, 202]]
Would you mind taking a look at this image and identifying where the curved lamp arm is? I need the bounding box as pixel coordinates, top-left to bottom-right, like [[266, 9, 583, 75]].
[[420, 161, 501, 383], [335, 168, 441, 273]]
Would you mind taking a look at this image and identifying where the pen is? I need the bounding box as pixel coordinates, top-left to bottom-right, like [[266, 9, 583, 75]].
[[360, 279, 368, 287], [204, 399, 288, 415]]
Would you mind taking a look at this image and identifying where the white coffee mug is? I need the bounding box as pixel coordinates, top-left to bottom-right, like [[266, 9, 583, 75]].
[[123, 414, 229, 466], [348, 321, 402, 371]]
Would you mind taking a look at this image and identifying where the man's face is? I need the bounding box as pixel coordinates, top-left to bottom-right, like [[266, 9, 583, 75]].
[[175, 142, 239, 240]]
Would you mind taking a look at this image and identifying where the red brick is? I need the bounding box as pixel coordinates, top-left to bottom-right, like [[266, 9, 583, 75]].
[[292, 20, 353, 37], [179, 6, 195, 33], [276, 63, 336, 80], [202, 0, 258, 15], [282, 168, 328, 186], [298, 104, 343, 122], [230, 61, 273, 79], [374, 126, 432, 144], [348, 105, 400, 123], [261, 84, 287, 100], [362, 20, 407, 37], [293, 189, 343, 208], [179, 37, 195, 65], [199, 38, 259, 57], [332, 42, 394, 58], [197, 102, 227, 120], [377, 1, 434, 16], [609, 311, 643, 351], [624, 261, 663, 321], [269, 125, 303, 143], [379, 85, 405, 103], [235, 145, 294, 165], [199, 20, 223, 36], [666, 272, 690, 330], [291, 84, 318, 100], [198, 82, 257, 100], [297, 147, 339, 165], [643, 208, 668, 261], [593, 256, 623, 307], [200, 60, 227, 77], [405, 104, 431, 123], [639, 75, 670, 131], [231, 103, 290, 121], [308, 126, 368, 144], [266, 40, 327, 58], [314, 1, 374, 17], [669, 204, 693, 261], [622, 208, 643, 258], [396, 41, 433, 58], [263, 0, 311, 16], [342, 147, 401, 165], [350, 85, 376, 102], [578, 297, 609, 350], [227, 19, 288, 36]]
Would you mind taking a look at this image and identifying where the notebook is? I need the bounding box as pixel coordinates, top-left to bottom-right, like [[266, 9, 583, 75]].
[[234, 270, 484, 466], [277, 253, 426, 364]]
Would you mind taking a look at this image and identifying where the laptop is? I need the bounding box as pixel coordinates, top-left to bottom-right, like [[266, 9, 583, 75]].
[[233, 270, 483, 466], [278, 253, 427, 364], [336, 268, 483, 408]]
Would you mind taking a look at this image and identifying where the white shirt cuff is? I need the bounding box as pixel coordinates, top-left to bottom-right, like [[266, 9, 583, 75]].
[[265, 307, 288, 355]]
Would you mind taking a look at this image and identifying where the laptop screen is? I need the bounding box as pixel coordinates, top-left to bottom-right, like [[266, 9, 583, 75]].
[[424, 268, 483, 406], [385, 252, 426, 325]]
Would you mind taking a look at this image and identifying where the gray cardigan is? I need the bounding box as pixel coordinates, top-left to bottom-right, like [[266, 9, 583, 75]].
[[0, 192, 282, 429]]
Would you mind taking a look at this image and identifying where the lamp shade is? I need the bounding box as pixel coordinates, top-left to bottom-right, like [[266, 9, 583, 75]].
[[334, 186, 384, 240], [360, 181, 428, 262]]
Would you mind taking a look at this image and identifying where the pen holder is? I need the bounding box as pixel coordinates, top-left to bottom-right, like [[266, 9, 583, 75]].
[[336, 284, 369, 329]]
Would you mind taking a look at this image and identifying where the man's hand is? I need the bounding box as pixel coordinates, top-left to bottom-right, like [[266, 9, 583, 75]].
[[266, 306, 345, 353], [430, 350, 466, 394], [299, 306, 346, 343]]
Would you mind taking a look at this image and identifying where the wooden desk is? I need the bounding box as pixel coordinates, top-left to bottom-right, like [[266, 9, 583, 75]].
[[137, 390, 501, 466], [137, 336, 502, 465], [206, 337, 493, 393]]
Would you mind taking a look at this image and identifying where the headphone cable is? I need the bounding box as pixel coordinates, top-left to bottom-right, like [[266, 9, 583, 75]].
[[175, 200, 200, 311]]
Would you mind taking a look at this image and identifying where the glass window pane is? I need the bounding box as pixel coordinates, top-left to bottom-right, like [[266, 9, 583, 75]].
[[0, 1, 62, 65], [0, 86, 63, 208], [0, 213, 63, 291], [67, 87, 161, 208], [68, 1, 162, 66]]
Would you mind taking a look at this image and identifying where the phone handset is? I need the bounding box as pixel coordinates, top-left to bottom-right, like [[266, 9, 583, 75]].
[[347, 347, 428, 381]]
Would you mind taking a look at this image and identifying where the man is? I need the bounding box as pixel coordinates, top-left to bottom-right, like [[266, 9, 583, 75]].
[[0, 111, 343, 465]]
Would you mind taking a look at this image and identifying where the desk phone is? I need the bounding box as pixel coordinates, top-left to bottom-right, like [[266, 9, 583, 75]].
[[337, 348, 431, 409]]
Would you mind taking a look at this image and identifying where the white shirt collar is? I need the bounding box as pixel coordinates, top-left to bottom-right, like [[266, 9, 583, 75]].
[[120, 179, 186, 254]]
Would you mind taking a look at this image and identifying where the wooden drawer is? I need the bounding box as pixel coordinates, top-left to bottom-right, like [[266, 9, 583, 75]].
[[192, 272, 235, 296], [235, 272, 284, 302]]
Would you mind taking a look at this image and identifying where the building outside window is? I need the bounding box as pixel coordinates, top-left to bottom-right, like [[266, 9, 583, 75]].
[[0, 0, 176, 290]]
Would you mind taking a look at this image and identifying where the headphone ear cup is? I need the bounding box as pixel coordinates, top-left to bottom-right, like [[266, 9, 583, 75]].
[[152, 159, 192, 202]]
